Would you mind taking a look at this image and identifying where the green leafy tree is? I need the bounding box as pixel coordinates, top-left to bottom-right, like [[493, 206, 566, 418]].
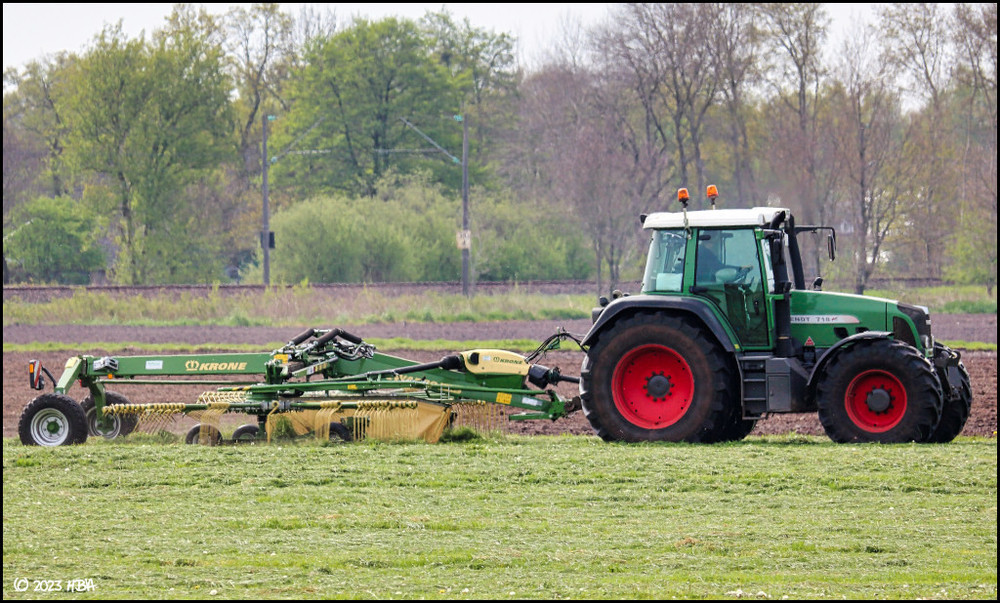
[[280, 16, 459, 198], [62, 8, 234, 284], [420, 9, 519, 172], [4, 196, 104, 284]]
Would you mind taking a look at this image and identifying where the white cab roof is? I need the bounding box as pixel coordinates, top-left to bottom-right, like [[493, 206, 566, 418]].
[[643, 207, 791, 229]]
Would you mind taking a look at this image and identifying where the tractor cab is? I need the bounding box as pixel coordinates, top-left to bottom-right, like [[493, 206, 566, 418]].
[[640, 206, 789, 351], [637, 199, 903, 358]]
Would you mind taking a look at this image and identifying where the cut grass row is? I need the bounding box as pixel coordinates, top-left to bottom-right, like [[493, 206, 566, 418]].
[[2, 435, 996, 599]]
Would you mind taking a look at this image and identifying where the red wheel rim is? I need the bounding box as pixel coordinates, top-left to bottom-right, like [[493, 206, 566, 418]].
[[611, 344, 694, 429], [844, 369, 908, 432]]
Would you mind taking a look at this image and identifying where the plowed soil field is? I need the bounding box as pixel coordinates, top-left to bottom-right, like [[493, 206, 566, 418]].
[[4, 314, 995, 439]]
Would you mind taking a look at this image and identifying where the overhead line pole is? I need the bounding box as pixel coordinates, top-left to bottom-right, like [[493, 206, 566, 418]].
[[262, 114, 272, 286], [399, 115, 472, 296], [460, 111, 470, 297]]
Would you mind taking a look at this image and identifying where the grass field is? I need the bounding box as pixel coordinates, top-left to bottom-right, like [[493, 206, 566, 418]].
[[3, 284, 995, 328], [865, 285, 997, 315], [3, 435, 996, 600], [1, 288, 593, 327]]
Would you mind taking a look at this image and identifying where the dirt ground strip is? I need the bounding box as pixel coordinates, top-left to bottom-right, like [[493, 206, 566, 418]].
[[3, 313, 996, 347], [3, 318, 995, 440]]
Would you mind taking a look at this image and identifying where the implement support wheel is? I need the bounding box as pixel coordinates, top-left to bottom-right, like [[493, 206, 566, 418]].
[[232, 424, 260, 443], [18, 393, 88, 446], [80, 391, 137, 441], [329, 422, 353, 442], [185, 424, 223, 446]]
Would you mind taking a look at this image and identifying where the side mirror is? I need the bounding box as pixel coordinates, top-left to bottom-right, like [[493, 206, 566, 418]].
[[812, 276, 824, 291], [827, 232, 836, 261]]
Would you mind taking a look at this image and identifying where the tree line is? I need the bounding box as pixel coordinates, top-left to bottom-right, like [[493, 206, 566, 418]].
[[3, 3, 996, 294]]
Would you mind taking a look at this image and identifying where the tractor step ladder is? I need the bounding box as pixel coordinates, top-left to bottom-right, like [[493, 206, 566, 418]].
[[740, 354, 770, 419]]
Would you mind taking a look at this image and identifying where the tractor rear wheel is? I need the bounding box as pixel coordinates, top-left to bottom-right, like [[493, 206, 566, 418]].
[[185, 424, 223, 446], [816, 340, 942, 443], [18, 393, 88, 446], [925, 363, 972, 443], [580, 313, 734, 442], [80, 391, 137, 441]]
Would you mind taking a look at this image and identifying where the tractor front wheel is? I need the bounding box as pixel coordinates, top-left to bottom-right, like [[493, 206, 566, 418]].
[[80, 391, 137, 441], [18, 394, 88, 446], [816, 340, 942, 443], [580, 313, 734, 442]]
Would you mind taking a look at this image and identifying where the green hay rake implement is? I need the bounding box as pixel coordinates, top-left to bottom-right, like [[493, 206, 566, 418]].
[[19, 327, 582, 446]]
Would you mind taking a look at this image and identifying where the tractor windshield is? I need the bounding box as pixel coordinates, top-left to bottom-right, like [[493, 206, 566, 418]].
[[642, 229, 687, 293]]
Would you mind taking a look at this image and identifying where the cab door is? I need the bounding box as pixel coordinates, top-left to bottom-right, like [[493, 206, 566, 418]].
[[691, 228, 770, 347]]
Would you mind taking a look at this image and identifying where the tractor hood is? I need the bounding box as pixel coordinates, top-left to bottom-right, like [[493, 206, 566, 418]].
[[790, 290, 929, 352]]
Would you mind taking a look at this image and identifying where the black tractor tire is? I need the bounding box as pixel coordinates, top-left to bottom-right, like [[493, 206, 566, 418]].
[[80, 391, 137, 441], [715, 408, 758, 443], [232, 424, 260, 443], [329, 422, 353, 442], [816, 340, 942, 443], [925, 363, 972, 443], [580, 313, 735, 442], [185, 424, 223, 446], [18, 393, 88, 446], [696, 377, 755, 444]]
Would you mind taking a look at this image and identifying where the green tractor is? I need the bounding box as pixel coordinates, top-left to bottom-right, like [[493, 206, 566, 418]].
[[579, 187, 972, 444]]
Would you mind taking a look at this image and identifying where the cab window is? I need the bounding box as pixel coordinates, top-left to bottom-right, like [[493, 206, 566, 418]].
[[642, 229, 687, 293]]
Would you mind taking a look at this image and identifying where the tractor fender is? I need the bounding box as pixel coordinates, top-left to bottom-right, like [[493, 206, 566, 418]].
[[582, 295, 738, 354], [806, 331, 893, 401]]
